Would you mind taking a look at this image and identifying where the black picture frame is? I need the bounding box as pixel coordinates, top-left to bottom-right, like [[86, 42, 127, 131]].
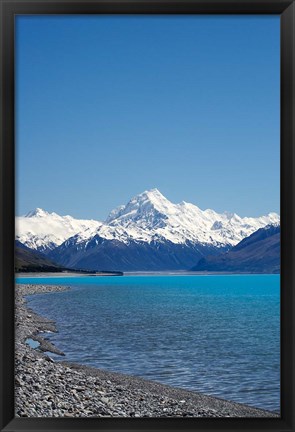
[[1, 1, 294, 431]]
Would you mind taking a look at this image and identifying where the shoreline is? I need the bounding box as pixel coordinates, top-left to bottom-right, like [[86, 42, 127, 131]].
[[15, 283, 279, 418], [16, 271, 123, 278], [16, 271, 280, 278]]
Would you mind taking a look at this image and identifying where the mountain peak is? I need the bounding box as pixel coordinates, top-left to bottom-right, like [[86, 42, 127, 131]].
[[139, 188, 165, 200], [129, 188, 173, 212], [147, 188, 161, 194], [105, 189, 173, 229], [25, 208, 49, 218]]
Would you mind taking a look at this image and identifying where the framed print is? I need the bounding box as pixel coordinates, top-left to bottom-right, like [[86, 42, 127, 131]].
[[0, 0, 294, 431]]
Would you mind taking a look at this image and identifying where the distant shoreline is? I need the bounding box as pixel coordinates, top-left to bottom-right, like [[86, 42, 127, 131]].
[[15, 283, 279, 418], [16, 271, 123, 278], [124, 271, 280, 276], [16, 271, 280, 278]]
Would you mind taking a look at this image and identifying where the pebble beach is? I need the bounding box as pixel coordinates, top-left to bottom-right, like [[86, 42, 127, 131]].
[[15, 283, 279, 418]]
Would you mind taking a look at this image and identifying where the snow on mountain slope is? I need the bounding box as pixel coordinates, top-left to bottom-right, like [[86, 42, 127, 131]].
[[16, 189, 280, 253], [191, 224, 280, 273], [102, 188, 280, 247], [16, 208, 102, 253]]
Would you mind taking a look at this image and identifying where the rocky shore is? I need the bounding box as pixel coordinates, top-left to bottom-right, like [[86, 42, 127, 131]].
[[15, 284, 279, 418]]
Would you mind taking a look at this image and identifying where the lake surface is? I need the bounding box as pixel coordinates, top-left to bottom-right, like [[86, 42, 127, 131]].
[[16, 274, 280, 412]]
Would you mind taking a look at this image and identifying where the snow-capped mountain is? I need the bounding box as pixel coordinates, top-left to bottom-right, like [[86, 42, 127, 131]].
[[16, 189, 280, 271], [16, 208, 102, 253], [103, 188, 279, 247]]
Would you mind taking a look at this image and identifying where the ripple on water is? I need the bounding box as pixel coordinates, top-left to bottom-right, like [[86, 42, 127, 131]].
[[24, 274, 280, 412]]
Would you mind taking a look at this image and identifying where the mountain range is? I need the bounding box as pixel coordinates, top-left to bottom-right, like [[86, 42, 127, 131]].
[[16, 189, 280, 272], [192, 224, 280, 273]]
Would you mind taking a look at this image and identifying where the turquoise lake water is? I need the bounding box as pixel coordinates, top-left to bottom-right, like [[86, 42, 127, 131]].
[[16, 274, 280, 412]]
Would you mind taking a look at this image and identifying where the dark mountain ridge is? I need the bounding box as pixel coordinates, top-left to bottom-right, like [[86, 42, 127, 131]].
[[191, 225, 280, 274], [48, 235, 228, 272], [15, 240, 64, 272], [15, 240, 123, 275]]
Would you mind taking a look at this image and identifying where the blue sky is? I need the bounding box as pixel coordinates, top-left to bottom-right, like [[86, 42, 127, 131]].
[[16, 15, 280, 220]]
